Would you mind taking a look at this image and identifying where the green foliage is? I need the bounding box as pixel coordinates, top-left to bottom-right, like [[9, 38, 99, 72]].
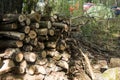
[[81, 17, 120, 54]]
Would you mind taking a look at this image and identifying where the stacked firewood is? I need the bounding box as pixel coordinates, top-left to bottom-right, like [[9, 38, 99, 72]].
[[0, 12, 74, 80]]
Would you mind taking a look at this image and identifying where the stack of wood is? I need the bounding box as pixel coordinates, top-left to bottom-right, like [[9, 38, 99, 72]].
[[0, 12, 73, 80]]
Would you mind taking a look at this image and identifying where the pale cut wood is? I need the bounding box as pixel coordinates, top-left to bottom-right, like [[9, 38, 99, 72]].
[[0, 23, 18, 31], [0, 31, 25, 40], [30, 38, 38, 46], [48, 29, 54, 36], [110, 58, 120, 67], [0, 40, 23, 48], [26, 65, 36, 75], [37, 50, 47, 58], [36, 28, 48, 36], [19, 60, 27, 74], [57, 40, 67, 51], [39, 21, 52, 29], [28, 30, 37, 39], [0, 59, 15, 75], [24, 52, 37, 62], [61, 51, 71, 62], [24, 36, 31, 43], [15, 52, 24, 62], [18, 14, 26, 22]]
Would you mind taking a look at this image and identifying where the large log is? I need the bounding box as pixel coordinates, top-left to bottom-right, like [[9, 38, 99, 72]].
[[39, 21, 52, 29], [27, 12, 41, 23], [0, 23, 18, 31], [0, 40, 23, 48], [0, 31, 25, 40], [0, 59, 15, 75]]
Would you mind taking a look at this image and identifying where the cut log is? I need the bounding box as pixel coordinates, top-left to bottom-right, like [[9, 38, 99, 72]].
[[0, 59, 15, 75], [19, 26, 30, 34], [26, 65, 36, 75], [30, 23, 39, 29], [27, 12, 41, 22], [22, 45, 33, 52], [18, 14, 26, 22], [61, 51, 71, 62], [0, 31, 25, 40], [25, 17, 31, 26], [57, 40, 67, 51], [15, 52, 24, 62], [19, 60, 27, 74], [37, 50, 47, 58], [24, 52, 37, 62], [47, 50, 59, 57], [28, 30, 37, 39], [24, 36, 31, 43], [0, 48, 17, 58], [0, 40, 23, 48], [110, 58, 120, 67], [56, 60, 69, 70], [36, 28, 48, 36], [52, 22, 69, 32], [48, 29, 54, 36], [30, 38, 38, 46], [2, 14, 20, 23], [37, 42, 45, 50], [0, 23, 18, 31], [35, 65, 46, 75], [39, 21, 51, 29], [35, 58, 48, 66], [45, 41, 56, 49], [38, 35, 48, 41]]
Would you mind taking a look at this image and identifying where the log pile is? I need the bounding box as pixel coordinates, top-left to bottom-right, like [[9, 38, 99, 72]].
[[0, 12, 92, 80]]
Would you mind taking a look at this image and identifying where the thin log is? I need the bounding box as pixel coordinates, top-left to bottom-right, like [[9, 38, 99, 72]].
[[79, 49, 95, 80], [28, 30, 37, 39], [0, 23, 18, 31], [39, 21, 51, 29], [35, 28, 48, 36], [0, 40, 23, 48], [37, 50, 47, 58], [56, 60, 69, 70], [61, 51, 71, 62], [30, 23, 39, 29], [52, 22, 69, 32], [24, 52, 37, 63], [27, 12, 41, 22], [0, 31, 25, 40], [56, 40, 67, 51]]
